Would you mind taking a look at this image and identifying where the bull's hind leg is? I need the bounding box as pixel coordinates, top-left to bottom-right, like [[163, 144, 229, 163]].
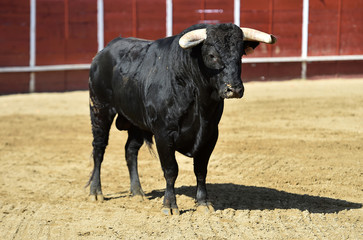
[[88, 96, 115, 202], [125, 127, 145, 198]]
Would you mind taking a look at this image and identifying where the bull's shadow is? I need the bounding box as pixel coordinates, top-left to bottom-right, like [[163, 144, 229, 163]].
[[146, 183, 362, 214]]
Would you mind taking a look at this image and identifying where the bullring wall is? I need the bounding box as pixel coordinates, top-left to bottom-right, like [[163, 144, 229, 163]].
[[0, 0, 362, 94]]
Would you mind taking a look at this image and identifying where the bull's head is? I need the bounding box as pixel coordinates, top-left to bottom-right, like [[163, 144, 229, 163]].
[[179, 24, 276, 99]]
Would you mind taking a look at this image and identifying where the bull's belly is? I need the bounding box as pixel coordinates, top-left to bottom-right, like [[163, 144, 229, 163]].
[[112, 91, 150, 131], [115, 109, 150, 132], [174, 129, 205, 158], [176, 142, 195, 157]]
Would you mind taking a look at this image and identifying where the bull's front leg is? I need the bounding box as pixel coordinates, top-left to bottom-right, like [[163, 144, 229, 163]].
[[154, 135, 179, 216], [193, 128, 218, 213]]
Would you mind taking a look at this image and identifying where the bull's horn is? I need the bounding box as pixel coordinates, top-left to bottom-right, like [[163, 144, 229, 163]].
[[179, 29, 207, 49], [241, 28, 277, 44]]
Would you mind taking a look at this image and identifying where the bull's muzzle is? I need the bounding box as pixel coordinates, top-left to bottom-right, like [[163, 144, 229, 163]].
[[225, 85, 244, 98]]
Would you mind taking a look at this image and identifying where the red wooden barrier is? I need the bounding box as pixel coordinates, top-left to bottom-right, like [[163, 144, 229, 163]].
[[1, 0, 363, 94], [0, 0, 30, 67]]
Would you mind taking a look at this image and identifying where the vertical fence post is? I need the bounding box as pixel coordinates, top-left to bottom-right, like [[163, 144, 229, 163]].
[[97, 0, 104, 52], [29, 0, 36, 93], [234, 0, 240, 26], [166, 0, 173, 36], [301, 0, 309, 79]]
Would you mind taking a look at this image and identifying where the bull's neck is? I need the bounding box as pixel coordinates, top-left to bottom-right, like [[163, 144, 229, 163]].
[[170, 39, 223, 111]]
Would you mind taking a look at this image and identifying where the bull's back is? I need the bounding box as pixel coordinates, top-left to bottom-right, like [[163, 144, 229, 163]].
[[90, 37, 151, 92]]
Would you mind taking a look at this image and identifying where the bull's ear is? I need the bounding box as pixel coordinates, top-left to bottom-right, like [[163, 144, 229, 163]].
[[179, 29, 207, 49], [242, 41, 260, 56]]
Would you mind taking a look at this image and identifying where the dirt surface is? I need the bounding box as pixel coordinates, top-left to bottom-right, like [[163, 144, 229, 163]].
[[0, 79, 362, 239]]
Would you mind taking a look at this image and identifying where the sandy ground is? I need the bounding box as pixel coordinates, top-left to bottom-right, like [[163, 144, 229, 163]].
[[0, 79, 362, 239]]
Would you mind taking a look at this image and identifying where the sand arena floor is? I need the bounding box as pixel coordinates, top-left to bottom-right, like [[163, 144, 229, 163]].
[[0, 79, 362, 239]]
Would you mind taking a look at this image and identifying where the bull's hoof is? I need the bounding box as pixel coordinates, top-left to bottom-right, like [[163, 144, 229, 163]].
[[130, 188, 145, 202], [130, 187, 145, 197], [89, 194, 104, 202], [196, 202, 215, 214], [161, 207, 180, 216]]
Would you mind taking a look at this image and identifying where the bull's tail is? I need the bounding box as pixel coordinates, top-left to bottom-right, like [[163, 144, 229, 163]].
[[85, 152, 95, 188], [143, 132, 157, 158]]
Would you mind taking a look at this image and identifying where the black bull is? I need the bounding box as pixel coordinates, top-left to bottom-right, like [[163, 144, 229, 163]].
[[88, 23, 276, 215]]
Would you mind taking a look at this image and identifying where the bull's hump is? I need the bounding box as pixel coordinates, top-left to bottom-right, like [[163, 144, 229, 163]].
[[127, 37, 153, 42]]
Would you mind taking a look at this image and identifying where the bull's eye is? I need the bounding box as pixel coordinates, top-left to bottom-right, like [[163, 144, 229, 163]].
[[209, 54, 220, 64], [205, 51, 224, 70]]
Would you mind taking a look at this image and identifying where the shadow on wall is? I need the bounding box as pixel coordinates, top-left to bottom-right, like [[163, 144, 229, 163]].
[[146, 183, 362, 214]]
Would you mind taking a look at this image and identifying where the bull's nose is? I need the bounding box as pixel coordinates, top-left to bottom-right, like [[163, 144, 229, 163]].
[[226, 86, 244, 98]]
